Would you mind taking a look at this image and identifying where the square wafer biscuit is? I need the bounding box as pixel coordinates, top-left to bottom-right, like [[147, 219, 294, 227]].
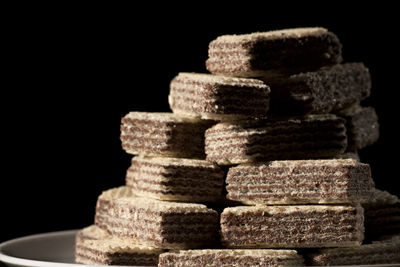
[[266, 63, 371, 115], [205, 114, 347, 165], [126, 156, 224, 202], [169, 72, 270, 120], [226, 159, 375, 205], [220, 204, 364, 248], [94, 187, 219, 249], [306, 241, 400, 265], [337, 105, 379, 151], [363, 189, 400, 241], [75, 225, 163, 266], [120, 112, 214, 159], [374, 234, 400, 243], [158, 249, 304, 267], [206, 27, 342, 78], [335, 152, 360, 161]]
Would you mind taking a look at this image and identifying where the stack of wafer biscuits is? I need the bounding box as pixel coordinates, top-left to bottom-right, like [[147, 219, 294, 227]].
[[202, 27, 379, 155], [75, 27, 399, 266], [220, 159, 373, 251], [76, 111, 226, 265]]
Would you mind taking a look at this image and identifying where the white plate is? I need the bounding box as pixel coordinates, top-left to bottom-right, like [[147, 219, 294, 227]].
[[0, 230, 399, 267], [0, 230, 153, 267]]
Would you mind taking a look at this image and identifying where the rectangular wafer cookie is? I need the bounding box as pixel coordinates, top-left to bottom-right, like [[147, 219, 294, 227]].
[[169, 72, 270, 120], [337, 105, 379, 151], [335, 152, 360, 161], [126, 156, 224, 202], [306, 241, 400, 265], [363, 189, 400, 241], [220, 204, 364, 248], [120, 112, 214, 159], [205, 114, 347, 165], [206, 27, 342, 78], [94, 187, 219, 249], [158, 249, 304, 267], [374, 234, 400, 243], [226, 159, 375, 205], [75, 225, 163, 266], [266, 63, 371, 115]]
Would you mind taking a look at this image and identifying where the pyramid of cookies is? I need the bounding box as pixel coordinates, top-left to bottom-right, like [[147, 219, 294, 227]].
[[75, 27, 400, 266]]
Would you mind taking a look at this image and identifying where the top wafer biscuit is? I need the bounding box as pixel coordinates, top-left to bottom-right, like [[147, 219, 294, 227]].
[[206, 27, 342, 77]]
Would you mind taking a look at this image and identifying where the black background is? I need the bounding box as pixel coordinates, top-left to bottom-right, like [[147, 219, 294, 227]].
[[2, 5, 400, 245]]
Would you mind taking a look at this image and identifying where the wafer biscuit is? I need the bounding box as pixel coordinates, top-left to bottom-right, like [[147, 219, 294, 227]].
[[226, 159, 374, 205], [206, 27, 342, 78], [220, 204, 364, 248], [337, 105, 379, 151], [126, 156, 224, 202], [336, 152, 360, 161], [75, 225, 163, 266], [158, 249, 304, 267], [205, 114, 347, 165], [374, 234, 400, 243], [169, 72, 270, 120], [120, 112, 214, 159], [266, 63, 371, 115], [363, 189, 400, 241], [306, 241, 400, 265], [95, 187, 219, 249]]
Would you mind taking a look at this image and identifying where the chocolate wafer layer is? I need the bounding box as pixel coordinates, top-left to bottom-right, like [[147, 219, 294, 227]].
[[220, 205, 364, 248], [75, 225, 163, 266], [169, 73, 270, 120], [266, 63, 371, 115], [226, 159, 374, 205], [337, 105, 379, 151], [158, 249, 304, 267], [306, 241, 400, 265], [206, 27, 342, 78], [205, 114, 347, 165], [120, 112, 214, 159], [126, 156, 224, 202], [95, 187, 219, 249], [363, 189, 400, 241]]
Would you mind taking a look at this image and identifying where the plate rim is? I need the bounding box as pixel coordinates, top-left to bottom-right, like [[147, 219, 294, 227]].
[[0, 229, 89, 267], [0, 230, 399, 267]]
